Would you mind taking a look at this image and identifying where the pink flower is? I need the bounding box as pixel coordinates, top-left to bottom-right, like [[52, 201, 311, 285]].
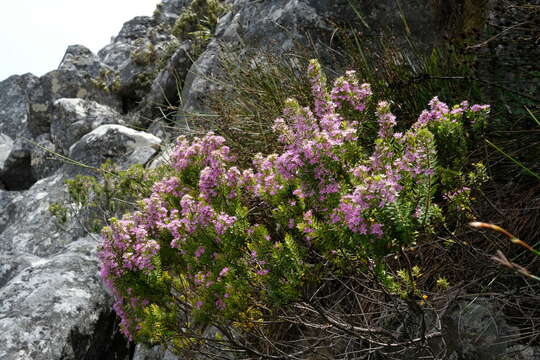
[[219, 267, 229, 277], [195, 246, 205, 259]]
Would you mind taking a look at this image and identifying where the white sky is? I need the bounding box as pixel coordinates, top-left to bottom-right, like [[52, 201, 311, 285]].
[[0, 0, 160, 81]]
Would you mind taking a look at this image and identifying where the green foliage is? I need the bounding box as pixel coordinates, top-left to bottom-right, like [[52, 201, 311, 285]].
[[48, 202, 68, 224], [54, 160, 166, 231], [171, 0, 227, 53], [90, 68, 121, 94], [386, 265, 424, 299], [155, 38, 181, 73], [131, 39, 158, 66]]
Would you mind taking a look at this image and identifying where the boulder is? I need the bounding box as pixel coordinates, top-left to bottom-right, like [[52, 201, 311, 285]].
[[67, 124, 161, 177], [0, 74, 39, 139], [28, 70, 121, 137], [58, 45, 114, 79], [51, 98, 126, 154], [0, 235, 131, 360]]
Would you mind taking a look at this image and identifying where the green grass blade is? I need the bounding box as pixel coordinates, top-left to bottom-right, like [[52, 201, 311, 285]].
[[486, 139, 540, 181]]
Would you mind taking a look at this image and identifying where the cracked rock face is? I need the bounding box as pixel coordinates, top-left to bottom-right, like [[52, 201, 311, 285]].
[[97, 16, 178, 111], [0, 121, 162, 359], [178, 0, 337, 119]]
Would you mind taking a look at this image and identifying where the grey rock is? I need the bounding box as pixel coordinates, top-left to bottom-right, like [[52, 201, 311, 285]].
[[178, 0, 453, 120], [178, 0, 335, 119], [506, 345, 540, 360], [0, 133, 14, 171], [147, 142, 174, 170], [133, 344, 179, 360], [0, 253, 36, 288], [28, 70, 121, 137], [51, 98, 126, 154], [0, 174, 83, 256], [98, 16, 177, 111], [0, 138, 36, 191], [67, 124, 161, 177], [147, 119, 175, 143], [0, 74, 39, 139], [58, 44, 114, 79], [0, 170, 131, 359], [0, 235, 130, 360], [442, 301, 518, 360], [139, 41, 193, 121], [0, 190, 16, 233], [30, 133, 62, 180], [116, 16, 159, 42], [153, 0, 191, 26], [344, 0, 449, 48]]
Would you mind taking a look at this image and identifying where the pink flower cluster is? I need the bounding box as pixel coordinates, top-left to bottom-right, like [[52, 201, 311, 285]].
[[99, 133, 242, 338], [415, 97, 490, 128], [171, 132, 233, 171], [99, 58, 490, 340]]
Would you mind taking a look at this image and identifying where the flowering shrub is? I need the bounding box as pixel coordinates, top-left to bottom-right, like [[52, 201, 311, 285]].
[[98, 59, 489, 349]]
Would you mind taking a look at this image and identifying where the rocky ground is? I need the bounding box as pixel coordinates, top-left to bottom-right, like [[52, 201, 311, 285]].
[[0, 0, 537, 359]]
